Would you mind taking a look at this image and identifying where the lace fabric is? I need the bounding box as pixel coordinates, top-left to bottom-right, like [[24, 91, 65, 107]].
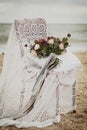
[[15, 18, 47, 42], [0, 18, 81, 128]]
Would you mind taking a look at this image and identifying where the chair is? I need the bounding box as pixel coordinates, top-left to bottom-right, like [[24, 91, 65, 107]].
[[15, 18, 47, 42], [14, 18, 76, 113], [0, 18, 80, 128]]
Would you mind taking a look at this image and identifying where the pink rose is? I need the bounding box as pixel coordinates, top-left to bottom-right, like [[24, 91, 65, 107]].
[[31, 50, 37, 57], [59, 43, 64, 49], [48, 39, 54, 44]]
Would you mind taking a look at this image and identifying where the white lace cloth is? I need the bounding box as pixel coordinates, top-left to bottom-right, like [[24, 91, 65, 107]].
[[0, 19, 81, 128]]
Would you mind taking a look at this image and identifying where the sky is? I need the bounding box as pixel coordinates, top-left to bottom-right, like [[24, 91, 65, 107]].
[[0, 0, 87, 23]]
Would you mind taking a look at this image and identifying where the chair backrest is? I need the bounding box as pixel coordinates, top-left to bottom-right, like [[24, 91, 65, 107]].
[[15, 18, 47, 44]]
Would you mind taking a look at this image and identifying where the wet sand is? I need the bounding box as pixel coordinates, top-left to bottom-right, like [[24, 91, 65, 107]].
[[0, 52, 87, 130]]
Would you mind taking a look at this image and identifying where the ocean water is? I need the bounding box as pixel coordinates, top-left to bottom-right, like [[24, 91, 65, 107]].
[[0, 23, 87, 53]]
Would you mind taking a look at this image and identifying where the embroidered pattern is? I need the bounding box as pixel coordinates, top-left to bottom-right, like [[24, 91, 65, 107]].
[[15, 18, 47, 43]]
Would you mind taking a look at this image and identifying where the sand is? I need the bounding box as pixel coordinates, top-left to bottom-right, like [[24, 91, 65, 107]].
[[0, 52, 87, 130]]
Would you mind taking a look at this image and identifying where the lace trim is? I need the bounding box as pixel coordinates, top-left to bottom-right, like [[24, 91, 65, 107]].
[[15, 18, 47, 43], [0, 115, 60, 128]]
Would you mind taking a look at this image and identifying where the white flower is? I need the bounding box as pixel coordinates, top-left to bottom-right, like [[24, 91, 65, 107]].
[[48, 39, 54, 44], [30, 41, 35, 46], [34, 44, 40, 50]]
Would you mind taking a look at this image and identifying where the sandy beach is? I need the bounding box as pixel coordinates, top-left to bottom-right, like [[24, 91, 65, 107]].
[[0, 52, 87, 130]]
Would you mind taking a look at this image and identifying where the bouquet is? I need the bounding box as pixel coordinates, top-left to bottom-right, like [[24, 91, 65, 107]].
[[30, 34, 71, 58]]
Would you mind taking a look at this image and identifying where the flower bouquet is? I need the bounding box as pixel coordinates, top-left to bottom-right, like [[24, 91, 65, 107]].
[[30, 34, 71, 58], [25, 34, 71, 68]]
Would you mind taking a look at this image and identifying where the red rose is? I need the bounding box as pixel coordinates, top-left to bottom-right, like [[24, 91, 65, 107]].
[[32, 45, 35, 50], [58, 40, 62, 44], [39, 39, 45, 43]]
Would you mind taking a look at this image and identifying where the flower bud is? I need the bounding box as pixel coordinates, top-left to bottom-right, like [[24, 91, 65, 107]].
[[67, 33, 71, 38]]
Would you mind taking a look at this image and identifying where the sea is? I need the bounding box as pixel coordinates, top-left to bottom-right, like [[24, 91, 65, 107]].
[[0, 23, 87, 53]]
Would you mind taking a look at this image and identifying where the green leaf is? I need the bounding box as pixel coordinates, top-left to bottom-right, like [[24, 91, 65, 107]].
[[62, 37, 68, 43]]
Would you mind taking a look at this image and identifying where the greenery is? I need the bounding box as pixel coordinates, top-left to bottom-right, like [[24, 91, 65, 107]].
[[30, 34, 71, 58]]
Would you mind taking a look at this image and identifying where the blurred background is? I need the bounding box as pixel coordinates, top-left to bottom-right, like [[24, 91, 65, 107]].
[[0, 1, 87, 130], [0, 0, 87, 53]]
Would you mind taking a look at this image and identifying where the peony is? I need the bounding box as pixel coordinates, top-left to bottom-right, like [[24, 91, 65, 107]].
[[34, 44, 40, 50], [48, 38, 54, 44]]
